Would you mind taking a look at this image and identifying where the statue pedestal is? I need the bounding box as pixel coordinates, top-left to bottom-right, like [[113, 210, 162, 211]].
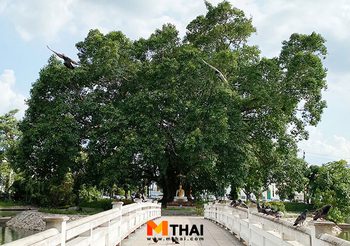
[[174, 196, 188, 203]]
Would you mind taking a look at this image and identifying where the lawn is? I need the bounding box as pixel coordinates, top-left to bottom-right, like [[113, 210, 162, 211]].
[[0, 200, 24, 208], [38, 207, 104, 215], [162, 206, 204, 216]]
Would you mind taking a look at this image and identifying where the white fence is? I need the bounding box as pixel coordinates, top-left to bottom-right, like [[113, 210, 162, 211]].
[[4, 201, 161, 246], [204, 203, 350, 246]]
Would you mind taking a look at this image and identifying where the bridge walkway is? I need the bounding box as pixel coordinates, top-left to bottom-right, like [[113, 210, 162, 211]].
[[122, 216, 244, 246]]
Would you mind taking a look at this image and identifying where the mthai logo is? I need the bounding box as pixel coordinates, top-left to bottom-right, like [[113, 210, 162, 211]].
[[147, 221, 169, 236], [146, 220, 204, 237]]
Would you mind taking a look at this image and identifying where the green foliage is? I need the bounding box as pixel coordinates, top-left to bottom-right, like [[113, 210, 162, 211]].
[[79, 185, 102, 202], [0, 200, 23, 207], [39, 207, 103, 215], [311, 160, 350, 223], [12, 1, 328, 207], [79, 198, 113, 211], [264, 201, 286, 212], [49, 172, 76, 207], [304, 165, 320, 203], [0, 110, 20, 196], [274, 157, 308, 201], [283, 202, 315, 212], [195, 206, 204, 216]]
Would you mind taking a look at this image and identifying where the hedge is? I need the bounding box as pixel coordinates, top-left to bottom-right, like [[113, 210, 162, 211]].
[[283, 202, 315, 212]]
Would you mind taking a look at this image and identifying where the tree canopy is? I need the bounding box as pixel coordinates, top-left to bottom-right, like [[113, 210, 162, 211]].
[[13, 1, 328, 207]]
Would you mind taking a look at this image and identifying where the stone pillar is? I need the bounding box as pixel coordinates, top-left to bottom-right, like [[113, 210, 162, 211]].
[[44, 216, 69, 246], [134, 198, 142, 203], [310, 221, 336, 245], [112, 201, 124, 209], [111, 202, 123, 246]]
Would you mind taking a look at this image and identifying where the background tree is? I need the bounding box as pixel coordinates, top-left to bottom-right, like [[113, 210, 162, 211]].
[[311, 160, 350, 223], [0, 110, 20, 198], [304, 164, 320, 204], [273, 156, 308, 201]]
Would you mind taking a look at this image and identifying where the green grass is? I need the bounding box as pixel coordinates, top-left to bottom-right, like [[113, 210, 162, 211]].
[[0, 210, 20, 216], [38, 207, 103, 215], [163, 206, 194, 211], [162, 206, 203, 216], [0, 200, 24, 208]]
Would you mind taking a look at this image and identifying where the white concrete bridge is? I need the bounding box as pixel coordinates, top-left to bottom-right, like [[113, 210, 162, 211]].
[[122, 216, 243, 246], [3, 201, 350, 246]]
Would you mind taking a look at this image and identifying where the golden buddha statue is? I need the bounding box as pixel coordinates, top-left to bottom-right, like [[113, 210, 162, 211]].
[[174, 184, 187, 202], [176, 185, 185, 198]]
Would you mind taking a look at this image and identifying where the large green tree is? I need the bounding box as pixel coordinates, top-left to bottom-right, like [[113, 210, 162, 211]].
[[14, 1, 327, 207]]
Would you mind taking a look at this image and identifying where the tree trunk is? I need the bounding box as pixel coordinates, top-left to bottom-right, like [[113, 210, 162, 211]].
[[160, 173, 178, 208], [245, 191, 251, 202], [160, 174, 171, 208], [124, 188, 129, 199], [160, 146, 182, 207]]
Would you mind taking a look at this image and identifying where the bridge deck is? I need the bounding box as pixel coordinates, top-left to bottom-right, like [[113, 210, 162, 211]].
[[122, 216, 244, 246]]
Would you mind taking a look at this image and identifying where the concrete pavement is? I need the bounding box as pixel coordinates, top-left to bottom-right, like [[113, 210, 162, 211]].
[[122, 216, 244, 246]]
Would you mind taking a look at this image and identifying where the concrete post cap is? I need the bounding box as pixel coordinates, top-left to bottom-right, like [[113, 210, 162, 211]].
[[112, 201, 124, 205], [134, 198, 142, 203], [112, 201, 124, 209]]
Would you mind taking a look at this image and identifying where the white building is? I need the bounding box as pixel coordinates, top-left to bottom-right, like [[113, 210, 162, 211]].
[[238, 183, 304, 202]]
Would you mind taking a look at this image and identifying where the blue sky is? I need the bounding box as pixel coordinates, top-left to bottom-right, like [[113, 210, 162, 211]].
[[0, 0, 349, 165]]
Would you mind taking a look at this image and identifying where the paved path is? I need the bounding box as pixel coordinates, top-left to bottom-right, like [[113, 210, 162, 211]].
[[122, 216, 244, 246]]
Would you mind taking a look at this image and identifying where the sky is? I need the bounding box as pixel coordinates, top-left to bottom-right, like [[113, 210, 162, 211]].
[[0, 0, 349, 165]]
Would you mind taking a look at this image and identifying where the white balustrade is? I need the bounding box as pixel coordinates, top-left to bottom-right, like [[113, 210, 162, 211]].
[[4, 201, 161, 246], [204, 203, 350, 246]]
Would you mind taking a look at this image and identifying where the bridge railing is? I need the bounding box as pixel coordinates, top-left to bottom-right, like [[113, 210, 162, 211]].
[[4, 201, 161, 246], [204, 202, 350, 246]]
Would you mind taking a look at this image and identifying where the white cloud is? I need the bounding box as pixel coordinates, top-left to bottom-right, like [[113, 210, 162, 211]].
[[229, 0, 350, 56], [1, 0, 350, 45], [0, 69, 26, 118], [0, 0, 204, 41], [0, 0, 9, 13], [1, 0, 74, 41], [298, 127, 350, 164], [326, 72, 350, 105]]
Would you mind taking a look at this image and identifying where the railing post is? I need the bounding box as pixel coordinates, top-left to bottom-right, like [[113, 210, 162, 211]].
[[112, 202, 124, 246], [112, 201, 124, 209], [247, 208, 252, 245], [43, 216, 69, 246], [310, 221, 336, 246]]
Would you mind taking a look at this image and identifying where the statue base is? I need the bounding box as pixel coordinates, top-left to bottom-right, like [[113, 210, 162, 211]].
[[173, 196, 188, 202]]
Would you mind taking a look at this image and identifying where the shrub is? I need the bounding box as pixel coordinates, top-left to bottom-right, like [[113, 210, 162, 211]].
[[49, 172, 76, 207], [80, 198, 113, 211], [283, 202, 315, 212], [264, 201, 286, 212], [195, 207, 204, 216], [195, 200, 205, 207], [79, 185, 102, 202]]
